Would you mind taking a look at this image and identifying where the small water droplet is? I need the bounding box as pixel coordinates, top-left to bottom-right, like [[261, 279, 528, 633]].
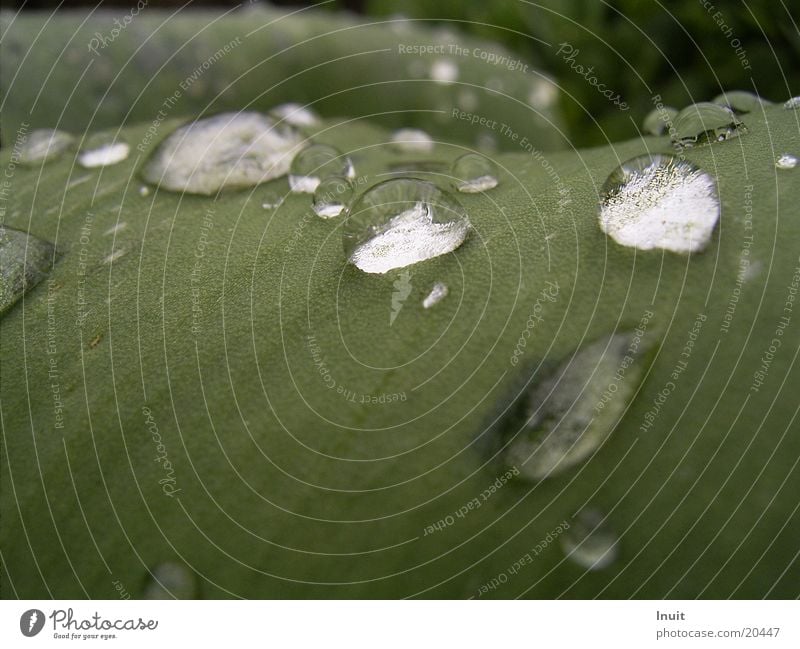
[[138, 185, 150, 197], [430, 59, 459, 84], [141, 112, 302, 195], [102, 248, 126, 265], [343, 178, 470, 274], [599, 153, 720, 254], [390, 129, 434, 153], [528, 78, 558, 109], [1, 226, 57, 316], [776, 154, 798, 169], [269, 102, 320, 127], [19, 129, 75, 165], [711, 90, 772, 114], [143, 562, 197, 599], [422, 282, 448, 308], [313, 175, 353, 219], [642, 106, 678, 136], [671, 102, 745, 147], [451, 153, 499, 193], [261, 191, 284, 209], [783, 96, 800, 110], [104, 222, 127, 236], [78, 138, 130, 168], [288, 144, 354, 194], [561, 509, 619, 570], [504, 333, 649, 481]]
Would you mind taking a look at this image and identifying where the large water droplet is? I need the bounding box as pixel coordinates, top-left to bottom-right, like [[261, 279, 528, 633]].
[[599, 153, 720, 254], [422, 282, 448, 308], [561, 509, 619, 570], [642, 106, 678, 136], [390, 128, 434, 153], [19, 129, 75, 165], [343, 179, 470, 274], [430, 59, 459, 84], [776, 154, 798, 170], [269, 102, 319, 127], [451, 153, 499, 193], [288, 144, 354, 194], [143, 562, 197, 599], [141, 112, 302, 195], [313, 175, 353, 218], [1, 226, 57, 316], [505, 332, 649, 481], [671, 102, 744, 147], [78, 137, 130, 168], [711, 90, 772, 114], [783, 96, 800, 110]]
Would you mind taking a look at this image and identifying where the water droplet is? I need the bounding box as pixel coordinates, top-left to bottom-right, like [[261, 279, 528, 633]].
[[451, 153, 499, 193], [599, 153, 720, 254], [138, 185, 150, 197], [776, 154, 798, 169], [711, 90, 772, 114], [642, 106, 678, 136], [78, 138, 130, 168], [261, 192, 284, 209], [561, 509, 619, 570], [104, 222, 127, 236], [505, 333, 649, 481], [141, 112, 302, 195], [784, 96, 800, 110], [102, 248, 126, 265], [430, 59, 458, 84], [1, 226, 57, 316], [528, 78, 558, 109], [458, 89, 478, 111], [422, 282, 448, 308], [288, 144, 354, 194], [390, 129, 434, 153], [343, 178, 470, 274], [671, 102, 744, 147], [313, 175, 353, 218], [269, 102, 320, 127], [19, 129, 75, 165], [143, 562, 197, 599]]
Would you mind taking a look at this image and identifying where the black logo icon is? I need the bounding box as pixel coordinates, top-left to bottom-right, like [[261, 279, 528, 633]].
[[20, 609, 45, 637]]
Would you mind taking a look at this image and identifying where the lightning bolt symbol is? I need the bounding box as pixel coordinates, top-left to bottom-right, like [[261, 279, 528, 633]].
[[28, 612, 38, 632]]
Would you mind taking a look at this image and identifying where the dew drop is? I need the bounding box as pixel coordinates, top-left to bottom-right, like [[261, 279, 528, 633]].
[[711, 90, 772, 114], [671, 102, 744, 147], [422, 282, 448, 308], [390, 128, 434, 153], [784, 96, 800, 110], [599, 153, 720, 254], [642, 106, 678, 136], [1, 225, 57, 316], [288, 143, 354, 194], [561, 509, 619, 570], [78, 139, 130, 168], [313, 175, 353, 219], [775, 154, 798, 169], [143, 562, 197, 599], [343, 178, 470, 274], [451, 153, 499, 193], [269, 102, 320, 127], [430, 59, 459, 84], [504, 333, 649, 481], [19, 129, 75, 165], [138, 185, 151, 197], [141, 112, 302, 195]]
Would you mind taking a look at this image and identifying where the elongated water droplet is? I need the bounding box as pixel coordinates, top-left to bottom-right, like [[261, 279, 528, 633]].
[[142, 112, 302, 195], [451, 153, 499, 193], [430, 59, 458, 84], [711, 90, 772, 114], [1, 226, 57, 316], [671, 102, 744, 147], [561, 509, 619, 570], [642, 106, 678, 136], [289, 144, 354, 194], [783, 96, 800, 110], [313, 175, 353, 218], [505, 332, 649, 481], [390, 129, 434, 153], [143, 562, 197, 599], [19, 129, 75, 165], [78, 138, 129, 168], [269, 102, 319, 127], [343, 179, 470, 274], [422, 282, 448, 308], [599, 153, 720, 254], [776, 154, 798, 169]]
